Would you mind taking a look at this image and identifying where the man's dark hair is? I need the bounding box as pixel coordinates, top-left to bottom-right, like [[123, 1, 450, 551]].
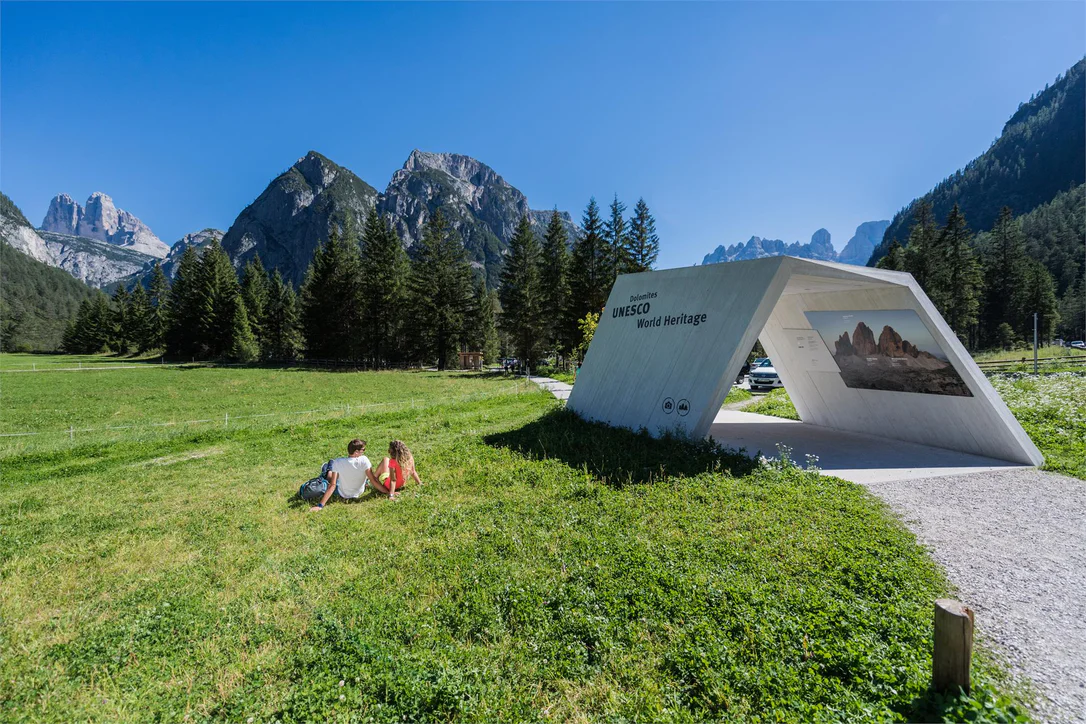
[[348, 439, 366, 454]]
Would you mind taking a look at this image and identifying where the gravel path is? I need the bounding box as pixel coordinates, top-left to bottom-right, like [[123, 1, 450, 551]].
[[865, 469, 1086, 723]]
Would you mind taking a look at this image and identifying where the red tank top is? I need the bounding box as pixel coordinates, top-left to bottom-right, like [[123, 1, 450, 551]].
[[388, 459, 404, 490]]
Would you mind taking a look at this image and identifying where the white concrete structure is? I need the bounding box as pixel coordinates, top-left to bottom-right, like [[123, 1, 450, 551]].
[[567, 257, 1042, 466]]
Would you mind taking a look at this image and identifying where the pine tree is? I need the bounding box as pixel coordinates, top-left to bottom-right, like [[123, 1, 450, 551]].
[[903, 200, 943, 305], [498, 215, 546, 366], [876, 240, 906, 271], [165, 246, 202, 358], [360, 209, 409, 367], [62, 296, 112, 354], [299, 226, 365, 360], [264, 271, 303, 360], [407, 210, 474, 370], [1019, 259, 1061, 342], [937, 204, 982, 344], [539, 209, 571, 354], [241, 254, 271, 354], [194, 239, 246, 358], [129, 283, 155, 353], [147, 263, 169, 352], [109, 286, 131, 354], [979, 206, 1028, 346], [228, 298, 260, 362], [465, 278, 500, 363], [624, 197, 660, 273], [1057, 274, 1085, 341], [604, 194, 629, 278], [567, 198, 610, 331]]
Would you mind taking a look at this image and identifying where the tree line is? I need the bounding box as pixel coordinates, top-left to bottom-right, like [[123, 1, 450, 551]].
[[875, 200, 1079, 349], [62, 195, 660, 368]]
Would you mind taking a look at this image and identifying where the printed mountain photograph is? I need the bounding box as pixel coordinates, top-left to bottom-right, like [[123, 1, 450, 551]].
[[805, 309, 973, 397]]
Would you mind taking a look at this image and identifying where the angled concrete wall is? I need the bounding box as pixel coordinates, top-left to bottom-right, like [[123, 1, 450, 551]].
[[567, 256, 1042, 466]]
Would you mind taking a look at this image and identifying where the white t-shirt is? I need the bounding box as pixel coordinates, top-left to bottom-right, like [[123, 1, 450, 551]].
[[330, 455, 372, 498]]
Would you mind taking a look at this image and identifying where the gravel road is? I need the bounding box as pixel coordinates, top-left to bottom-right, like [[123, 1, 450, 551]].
[[865, 469, 1086, 723]]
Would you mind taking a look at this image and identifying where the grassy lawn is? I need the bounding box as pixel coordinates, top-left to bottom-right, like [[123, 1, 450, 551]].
[[0, 360, 1025, 722], [723, 386, 753, 405], [971, 345, 1081, 363], [745, 388, 800, 420], [0, 361, 518, 445]]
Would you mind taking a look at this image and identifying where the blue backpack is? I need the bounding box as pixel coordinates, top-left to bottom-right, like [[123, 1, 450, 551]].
[[298, 460, 335, 501]]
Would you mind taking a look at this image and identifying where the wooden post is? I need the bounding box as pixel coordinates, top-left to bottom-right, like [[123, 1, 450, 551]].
[[933, 599, 973, 694]]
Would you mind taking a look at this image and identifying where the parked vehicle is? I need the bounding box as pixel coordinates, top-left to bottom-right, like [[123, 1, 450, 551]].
[[749, 360, 783, 390], [1071, 341, 1086, 350]]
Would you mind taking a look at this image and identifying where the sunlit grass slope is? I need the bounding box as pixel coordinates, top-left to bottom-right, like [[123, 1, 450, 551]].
[[0, 364, 1024, 722]]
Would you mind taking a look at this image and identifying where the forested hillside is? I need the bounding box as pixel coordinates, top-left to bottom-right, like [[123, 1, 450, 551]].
[[1, 240, 100, 351], [871, 58, 1085, 265]]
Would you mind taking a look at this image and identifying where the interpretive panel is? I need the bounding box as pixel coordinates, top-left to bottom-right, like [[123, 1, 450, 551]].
[[804, 309, 972, 397]]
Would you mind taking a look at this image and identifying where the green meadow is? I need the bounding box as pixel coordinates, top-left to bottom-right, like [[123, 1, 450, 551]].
[[0, 357, 1025, 722]]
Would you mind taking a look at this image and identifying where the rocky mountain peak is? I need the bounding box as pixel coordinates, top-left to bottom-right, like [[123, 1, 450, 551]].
[[294, 151, 340, 190], [838, 220, 890, 265], [41, 191, 168, 258], [42, 194, 82, 236], [851, 322, 877, 356]]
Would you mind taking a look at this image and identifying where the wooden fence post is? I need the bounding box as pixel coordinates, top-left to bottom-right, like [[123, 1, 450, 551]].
[[933, 599, 973, 694]]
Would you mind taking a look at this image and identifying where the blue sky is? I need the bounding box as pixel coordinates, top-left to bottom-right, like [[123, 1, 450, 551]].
[[2, 2, 1083, 268]]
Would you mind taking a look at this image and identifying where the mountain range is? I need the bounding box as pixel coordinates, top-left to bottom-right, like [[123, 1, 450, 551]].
[[10, 150, 579, 292], [700, 221, 890, 266], [869, 58, 1085, 284]]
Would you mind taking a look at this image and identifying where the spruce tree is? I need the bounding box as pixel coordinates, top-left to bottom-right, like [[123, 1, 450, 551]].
[[165, 246, 202, 358], [937, 204, 982, 344], [299, 226, 365, 360], [407, 210, 474, 370], [903, 200, 943, 306], [63, 296, 111, 354], [498, 215, 545, 366], [980, 206, 1028, 346], [464, 277, 499, 363], [228, 298, 260, 362], [1019, 259, 1061, 342], [1057, 275, 1085, 341], [539, 209, 571, 354], [148, 263, 169, 352], [567, 198, 610, 331], [110, 286, 131, 354], [605, 194, 629, 277], [876, 240, 907, 271], [360, 209, 409, 367], [241, 254, 271, 354], [264, 271, 303, 360], [624, 197, 660, 273], [194, 239, 246, 358], [129, 284, 155, 353]]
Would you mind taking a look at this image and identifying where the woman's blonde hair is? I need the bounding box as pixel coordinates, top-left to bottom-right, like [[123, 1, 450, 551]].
[[388, 440, 415, 475]]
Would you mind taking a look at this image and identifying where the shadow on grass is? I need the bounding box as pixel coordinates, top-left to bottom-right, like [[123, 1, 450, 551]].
[[485, 407, 758, 487], [285, 490, 387, 510], [901, 683, 1028, 723]]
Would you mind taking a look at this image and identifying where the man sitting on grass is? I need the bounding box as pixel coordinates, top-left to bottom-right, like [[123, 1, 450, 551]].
[[306, 438, 378, 512]]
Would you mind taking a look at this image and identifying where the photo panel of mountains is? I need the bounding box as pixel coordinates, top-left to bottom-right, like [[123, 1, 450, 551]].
[[805, 309, 972, 397]]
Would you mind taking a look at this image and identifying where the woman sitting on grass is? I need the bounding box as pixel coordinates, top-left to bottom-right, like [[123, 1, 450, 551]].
[[371, 440, 422, 499]]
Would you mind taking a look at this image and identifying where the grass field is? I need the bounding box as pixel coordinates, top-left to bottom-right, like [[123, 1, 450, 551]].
[[0, 357, 1026, 722]]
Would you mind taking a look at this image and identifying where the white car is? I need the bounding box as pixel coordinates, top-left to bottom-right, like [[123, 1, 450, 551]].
[[748, 361, 783, 390], [1071, 341, 1086, 350]]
